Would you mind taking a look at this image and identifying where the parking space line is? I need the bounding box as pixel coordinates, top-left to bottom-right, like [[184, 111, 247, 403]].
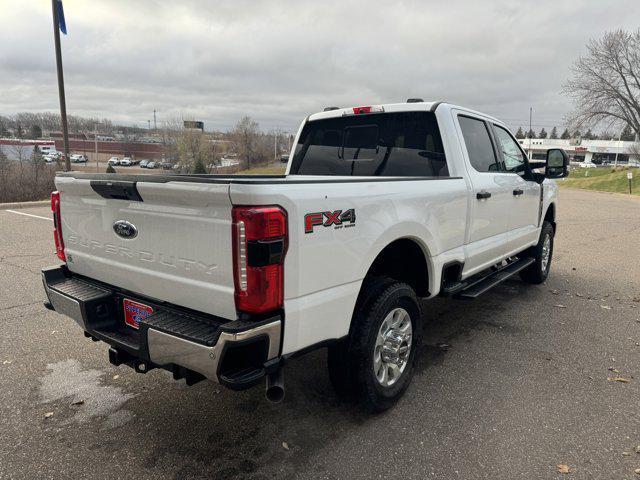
[[5, 210, 53, 221]]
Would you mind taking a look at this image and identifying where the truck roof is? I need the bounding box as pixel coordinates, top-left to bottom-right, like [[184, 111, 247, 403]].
[[308, 101, 504, 126]]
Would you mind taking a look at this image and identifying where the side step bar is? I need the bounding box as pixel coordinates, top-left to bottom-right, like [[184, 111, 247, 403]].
[[442, 257, 535, 299]]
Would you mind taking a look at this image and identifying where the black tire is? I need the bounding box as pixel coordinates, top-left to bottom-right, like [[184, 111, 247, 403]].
[[519, 221, 554, 284], [327, 277, 421, 412]]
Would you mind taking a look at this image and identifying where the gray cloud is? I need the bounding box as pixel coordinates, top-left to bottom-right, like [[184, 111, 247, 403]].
[[1, 0, 639, 132]]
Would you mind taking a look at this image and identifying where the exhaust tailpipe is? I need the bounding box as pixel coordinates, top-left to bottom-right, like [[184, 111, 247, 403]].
[[265, 368, 285, 403]]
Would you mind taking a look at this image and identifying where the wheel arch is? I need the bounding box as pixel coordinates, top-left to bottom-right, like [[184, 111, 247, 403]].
[[543, 202, 556, 232], [361, 236, 432, 298]]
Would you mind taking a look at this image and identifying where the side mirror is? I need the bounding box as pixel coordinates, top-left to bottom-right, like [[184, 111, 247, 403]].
[[545, 148, 569, 178]]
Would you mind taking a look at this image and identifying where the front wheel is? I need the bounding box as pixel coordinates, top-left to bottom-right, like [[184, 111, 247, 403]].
[[327, 277, 421, 412], [520, 221, 554, 284]]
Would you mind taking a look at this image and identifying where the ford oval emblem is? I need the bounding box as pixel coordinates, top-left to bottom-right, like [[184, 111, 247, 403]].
[[113, 220, 138, 239]]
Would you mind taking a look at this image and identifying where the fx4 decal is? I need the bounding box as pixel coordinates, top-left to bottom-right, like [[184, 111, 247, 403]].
[[305, 209, 356, 234]]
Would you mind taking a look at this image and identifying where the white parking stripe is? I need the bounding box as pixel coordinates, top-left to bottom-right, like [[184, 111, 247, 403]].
[[5, 210, 53, 221]]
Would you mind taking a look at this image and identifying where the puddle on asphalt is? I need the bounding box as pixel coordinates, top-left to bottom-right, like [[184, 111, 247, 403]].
[[39, 359, 135, 429]]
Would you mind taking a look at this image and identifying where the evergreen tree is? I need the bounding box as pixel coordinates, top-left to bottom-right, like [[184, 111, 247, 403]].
[[539, 128, 548, 139], [620, 124, 635, 141], [583, 129, 594, 140], [193, 159, 207, 174], [526, 129, 537, 139], [572, 129, 581, 138], [550, 127, 558, 139], [560, 128, 571, 139], [29, 125, 42, 139], [106, 164, 116, 173], [515, 127, 525, 139]]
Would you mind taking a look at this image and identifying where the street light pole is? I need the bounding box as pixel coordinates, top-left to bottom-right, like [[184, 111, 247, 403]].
[[51, 0, 71, 172]]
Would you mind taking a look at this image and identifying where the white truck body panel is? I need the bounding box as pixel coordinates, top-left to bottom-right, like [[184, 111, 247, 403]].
[[51, 101, 560, 360]]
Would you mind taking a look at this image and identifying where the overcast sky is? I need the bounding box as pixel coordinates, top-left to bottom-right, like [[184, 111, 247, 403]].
[[1, 0, 639, 133]]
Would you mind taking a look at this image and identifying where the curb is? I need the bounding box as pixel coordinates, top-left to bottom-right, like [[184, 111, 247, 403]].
[[559, 186, 640, 200], [1, 200, 50, 210]]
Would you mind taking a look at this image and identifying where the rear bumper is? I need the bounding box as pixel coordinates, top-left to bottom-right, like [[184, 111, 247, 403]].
[[42, 265, 281, 389]]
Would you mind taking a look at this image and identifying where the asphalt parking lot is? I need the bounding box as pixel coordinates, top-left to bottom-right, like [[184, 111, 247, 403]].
[[1, 188, 639, 480]]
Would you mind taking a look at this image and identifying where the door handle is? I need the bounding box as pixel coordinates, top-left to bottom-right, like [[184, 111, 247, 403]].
[[476, 190, 492, 200], [513, 188, 524, 196]]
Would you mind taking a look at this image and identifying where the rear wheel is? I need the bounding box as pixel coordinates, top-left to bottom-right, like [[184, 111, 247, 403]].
[[327, 277, 421, 412], [520, 220, 554, 284]]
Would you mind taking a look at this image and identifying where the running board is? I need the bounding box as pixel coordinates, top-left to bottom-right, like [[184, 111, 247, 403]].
[[442, 257, 535, 299]]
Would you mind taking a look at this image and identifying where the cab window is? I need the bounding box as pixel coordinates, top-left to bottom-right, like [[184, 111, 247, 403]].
[[458, 116, 501, 172]]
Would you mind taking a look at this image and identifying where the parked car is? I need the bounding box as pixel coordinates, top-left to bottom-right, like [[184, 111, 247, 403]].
[[146, 161, 158, 169], [108, 156, 120, 166], [43, 153, 60, 163], [280, 154, 290, 163], [139, 160, 150, 168], [70, 154, 88, 163], [120, 157, 133, 166], [42, 101, 568, 412], [578, 161, 597, 168], [161, 162, 174, 170]]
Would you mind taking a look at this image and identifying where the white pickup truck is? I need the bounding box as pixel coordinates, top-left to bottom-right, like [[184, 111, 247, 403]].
[[42, 101, 569, 411]]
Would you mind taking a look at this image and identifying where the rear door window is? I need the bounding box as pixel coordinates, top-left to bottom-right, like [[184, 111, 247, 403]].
[[290, 111, 448, 176], [458, 116, 501, 173]]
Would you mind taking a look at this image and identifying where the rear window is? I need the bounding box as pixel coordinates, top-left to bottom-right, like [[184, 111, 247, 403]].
[[290, 112, 448, 176]]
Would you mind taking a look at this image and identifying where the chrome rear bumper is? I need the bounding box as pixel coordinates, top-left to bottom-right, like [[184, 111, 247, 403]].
[[42, 265, 281, 388]]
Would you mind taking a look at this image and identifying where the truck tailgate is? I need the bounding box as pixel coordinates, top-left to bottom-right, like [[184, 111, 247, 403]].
[[55, 176, 236, 320]]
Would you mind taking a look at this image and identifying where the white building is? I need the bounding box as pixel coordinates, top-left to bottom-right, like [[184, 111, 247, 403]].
[[518, 138, 640, 166]]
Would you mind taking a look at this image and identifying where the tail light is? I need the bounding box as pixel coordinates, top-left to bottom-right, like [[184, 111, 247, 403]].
[[51, 191, 66, 262], [232, 206, 287, 315]]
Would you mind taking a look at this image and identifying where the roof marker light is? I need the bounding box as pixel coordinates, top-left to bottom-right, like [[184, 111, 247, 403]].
[[350, 105, 384, 115]]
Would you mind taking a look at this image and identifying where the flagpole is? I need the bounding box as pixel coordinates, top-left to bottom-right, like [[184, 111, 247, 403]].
[[51, 0, 71, 172]]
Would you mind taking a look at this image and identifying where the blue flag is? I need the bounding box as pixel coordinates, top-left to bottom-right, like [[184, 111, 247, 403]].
[[57, 0, 67, 35]]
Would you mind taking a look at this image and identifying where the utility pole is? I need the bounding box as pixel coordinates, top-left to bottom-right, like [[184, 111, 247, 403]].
[[274, 128, 278, 161], [153, 109, 157, 130], [51, 0, 71, 171], [94, 124, 98, 172], [528, 107, 533, 160]]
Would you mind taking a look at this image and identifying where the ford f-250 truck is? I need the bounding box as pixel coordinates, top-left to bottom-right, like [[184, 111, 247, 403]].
[[42, 101, 569, 412]]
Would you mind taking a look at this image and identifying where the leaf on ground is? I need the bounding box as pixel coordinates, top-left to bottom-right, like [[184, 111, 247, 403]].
[[282, 441, 289, 450], [554, 304, 567, 309], [2, 360, 12, 365], [634, 468, 640, 475], [71, 400, 84, 406], [623, 452, 632, 456], [634, 445, 640, 454], [601, 305, 612, 310], [43, 412, 54, 419], [608, 377, 631, 383], [608, 367, 621, 374], [556, 464, 572, 474], [551, 290, 560, 295], [112, 374, 120, 380], [575, 293, 584, 297]]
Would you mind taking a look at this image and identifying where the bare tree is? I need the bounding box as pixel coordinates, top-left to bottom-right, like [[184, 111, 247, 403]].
[[564, 30, 640, 135], [229, 116, 270, 169], [30, 145, 44, 185]]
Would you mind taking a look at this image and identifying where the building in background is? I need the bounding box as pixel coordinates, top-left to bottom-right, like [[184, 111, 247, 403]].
[[519, 138, 640, 166]]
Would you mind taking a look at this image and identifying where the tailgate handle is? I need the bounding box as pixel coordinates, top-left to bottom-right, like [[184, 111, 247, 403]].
[[91, 181, 143, 202]]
